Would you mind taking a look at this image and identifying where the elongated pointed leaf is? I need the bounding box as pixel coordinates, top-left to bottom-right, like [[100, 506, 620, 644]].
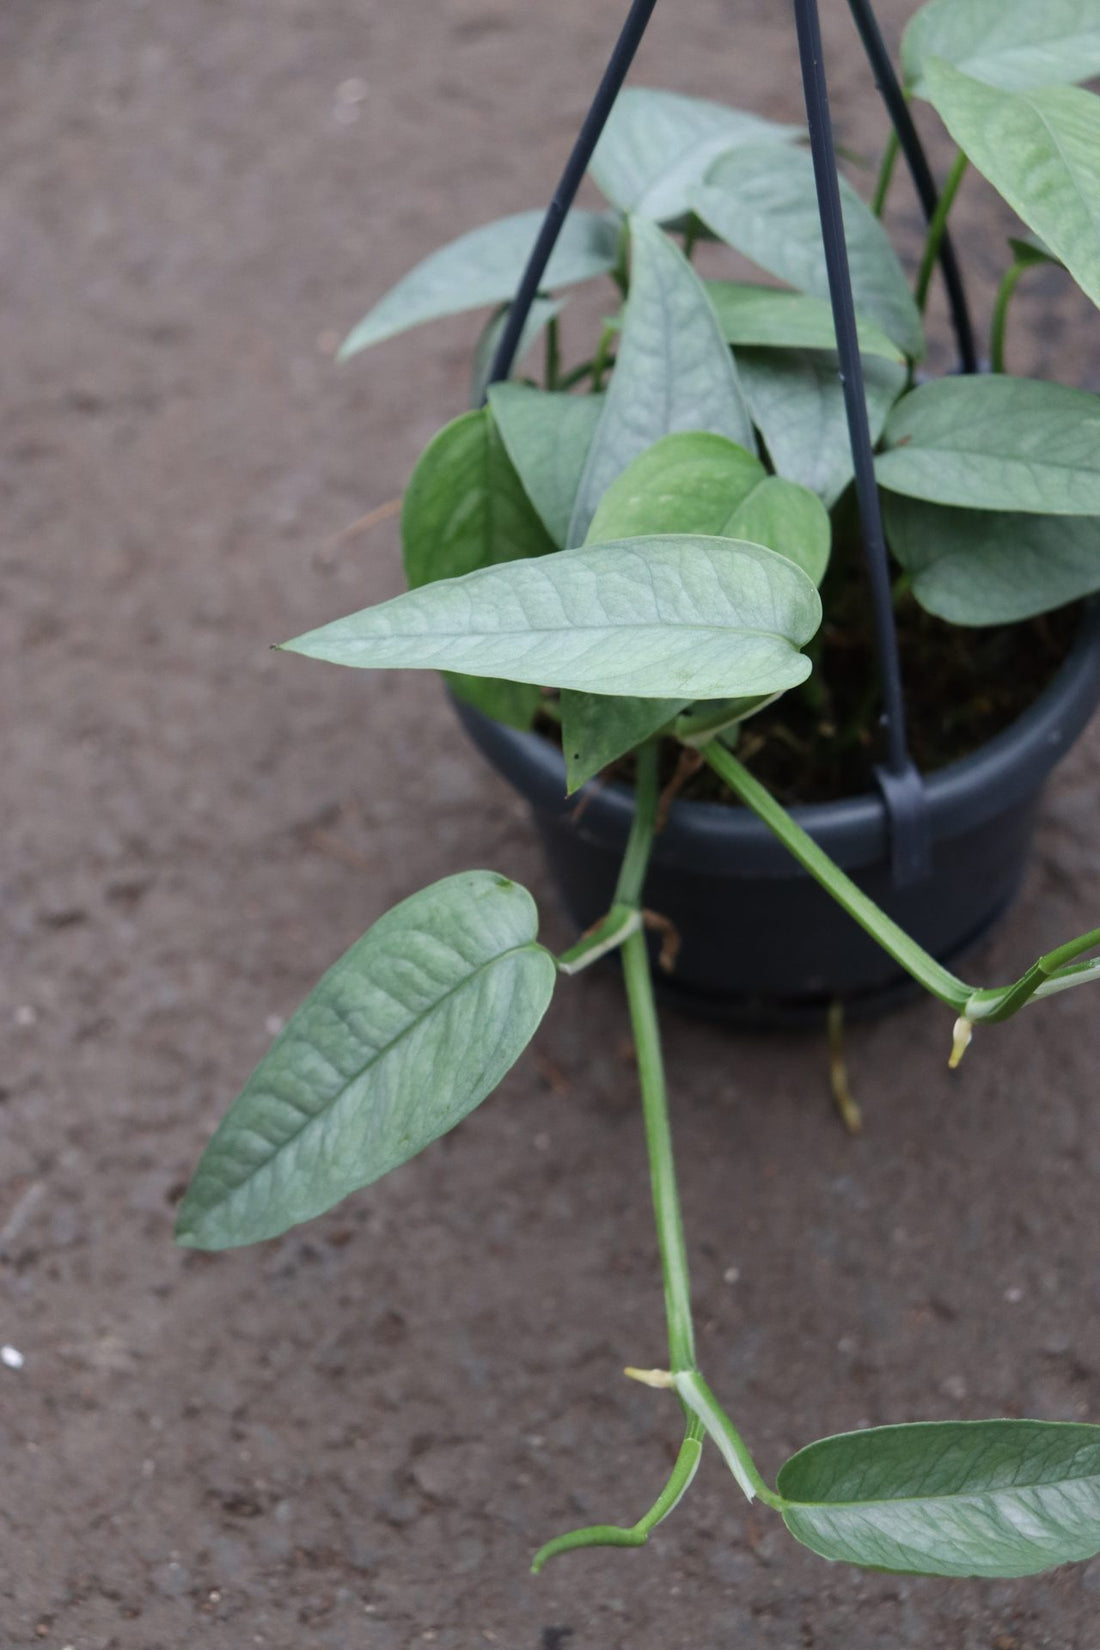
[[739, 348, 906, 507], [589, 87, 800, 222], [884, 494, 1100, 624], [488, 385, 605, 549], [568, 218, 755, 545], [470, 296, 566, 407], [560, 691, 686, 793], [706, 281, 902, 361], [176, 873, 556, 1250], [585, 431, 830, 583], [690, 146, 924, 359], [561, 434, 827, 787], [283, 535, 821, 700], [904, 0, 1100, 95], [923, 64, 1100, 310], [877, 376, 1100, 514], [778, 1420, 1100, 1578], [401, 407, 555, 728], [338, 210, 620, 359]]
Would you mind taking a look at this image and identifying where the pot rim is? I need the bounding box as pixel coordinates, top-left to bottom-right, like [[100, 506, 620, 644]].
[[455, 599, 1100, 874]]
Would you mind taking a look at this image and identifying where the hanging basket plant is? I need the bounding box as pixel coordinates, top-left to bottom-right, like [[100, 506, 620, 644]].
[[178, 0, 1100, 1592]]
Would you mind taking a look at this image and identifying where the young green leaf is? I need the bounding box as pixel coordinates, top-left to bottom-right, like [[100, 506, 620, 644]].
[[588, 87, 800, 222], [402, 409, 556, 588], [282, 535, 822, 700], [725, 476, 831, 587], [401, 407, 556, 729], [585, 432, 766, 544], [560, 690, 685, 793], [584, 431, 830, 585], [560, 434, 828, 787], [338, 210, 620, 359], [689, 146, 924, 359], [883, 494, 1100, 624], [487, 385, 605, 549], [470, 296, 566, 407], [175, 872, 556, 1250], [877, 376, 1100, 514], [778, 1420, 1100, 1578], [738, 348, 906, 507], [903, 0, 1100, 96], [923, 63, 1100, 310], [568, 217, 755, 545], [706, 281, 903, 361]]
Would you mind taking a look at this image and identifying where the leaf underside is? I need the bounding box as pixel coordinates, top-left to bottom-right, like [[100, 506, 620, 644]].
[[778, 1420, 1100, 1579]]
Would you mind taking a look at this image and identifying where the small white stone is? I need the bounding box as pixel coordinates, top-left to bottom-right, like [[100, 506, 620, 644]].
[[264, 1014, 284, 1036], [1004, 1286, 1024, 1304], [1, 1345, 24, 1369], [723, 1265, 740, 1284], [14, 1005, 36, 1027]]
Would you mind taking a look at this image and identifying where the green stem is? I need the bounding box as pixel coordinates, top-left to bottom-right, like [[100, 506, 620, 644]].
[[872, 126, 901, 218], [915, 149, 967, 315], [990, 260, 1026, 374], [590, 321, 617, 394], [544, 315, 561, 391], [531, 1414, 705, 1573], [674, 1371, 783, 1508], [622, 928, 697, 1372], [966, 924, 1100, 1022], [702, 742, 969, 1010], [613, 741, 660, 911]]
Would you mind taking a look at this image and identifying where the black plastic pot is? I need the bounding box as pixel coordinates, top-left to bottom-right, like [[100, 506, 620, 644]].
[[454, 604, 1100, 1025]]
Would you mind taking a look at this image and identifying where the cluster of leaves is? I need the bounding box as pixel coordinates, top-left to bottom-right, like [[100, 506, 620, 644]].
[[178, 0, 1100, 1593]]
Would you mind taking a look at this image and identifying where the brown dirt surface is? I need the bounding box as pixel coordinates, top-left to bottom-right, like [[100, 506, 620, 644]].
[[4, 2, 1100, 1646]]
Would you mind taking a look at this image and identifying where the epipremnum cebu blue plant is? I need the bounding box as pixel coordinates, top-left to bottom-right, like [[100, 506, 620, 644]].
[[178, 0, 1100, 1586]]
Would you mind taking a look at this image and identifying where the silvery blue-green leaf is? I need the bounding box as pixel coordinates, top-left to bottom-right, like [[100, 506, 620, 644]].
[[739, 348, 907, 507], [877, 376, 1100, 514], [568, 218, 755, 544], [338, 210, 620, 359], [470, 296, 566, 407], [923, 63, 1100, 309], [560, 434, 828, 786], [175, 872, 556, 1250], [589, 87, 800, 221], [903, 0, 1100, 95], [584, 431, 830, 583], [689, 146, 924, 359], [488, 384, 605, 548], [884, 494, 1100, 624], [282, 535, 821, 700], [706, 281, 903, 361], [401, 407, 555, 728], [560, 691, 686, 793], [778, 1420, 1100, 1578]]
